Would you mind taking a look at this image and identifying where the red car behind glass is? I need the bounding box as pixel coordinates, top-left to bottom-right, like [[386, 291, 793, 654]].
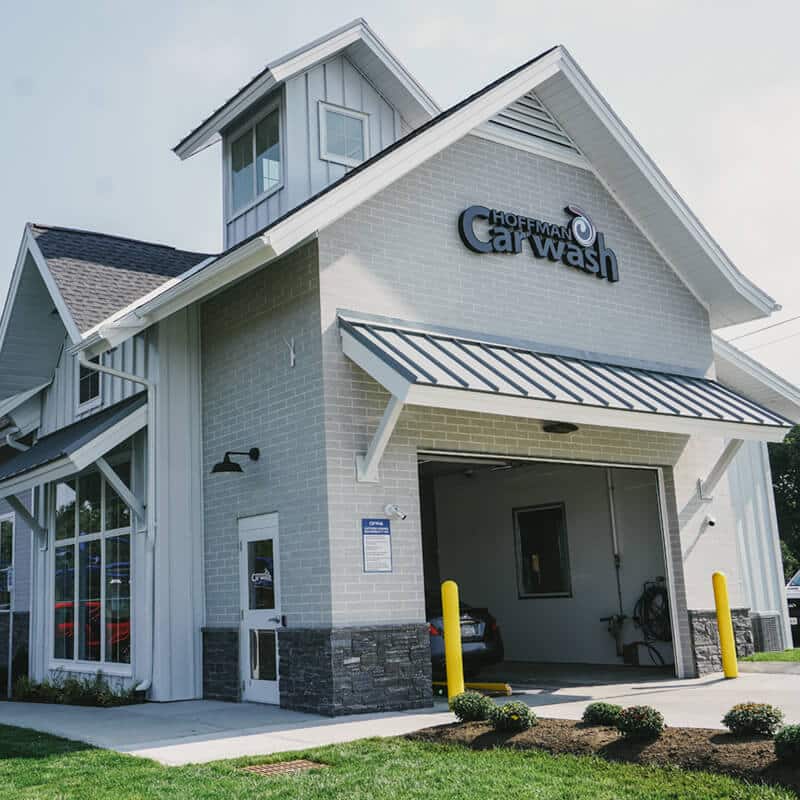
[[54, 600, 130, 660]]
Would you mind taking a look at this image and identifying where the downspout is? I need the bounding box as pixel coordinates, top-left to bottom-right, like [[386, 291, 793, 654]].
[[78, 353, 156, 694]]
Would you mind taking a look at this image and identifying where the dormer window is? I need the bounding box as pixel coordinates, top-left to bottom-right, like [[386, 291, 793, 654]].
[[319, 102, 369, 168], [229, 107, 282, 213]]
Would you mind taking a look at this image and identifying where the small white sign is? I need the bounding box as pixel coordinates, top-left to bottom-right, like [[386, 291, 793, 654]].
[[362, 518, 392, 573]]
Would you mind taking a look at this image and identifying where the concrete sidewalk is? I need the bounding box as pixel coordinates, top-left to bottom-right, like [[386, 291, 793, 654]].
[[2, 671, 800, 765]]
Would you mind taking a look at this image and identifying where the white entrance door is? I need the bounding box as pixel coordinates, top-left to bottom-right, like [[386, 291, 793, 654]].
[[239, 513, 280, 704]]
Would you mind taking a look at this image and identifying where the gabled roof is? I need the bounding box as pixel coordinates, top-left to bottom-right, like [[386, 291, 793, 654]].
[[713, 336, 800, 424], [29, 225, 213, 334], [81, 43, 778, 358], [174, 18, 440, 159]]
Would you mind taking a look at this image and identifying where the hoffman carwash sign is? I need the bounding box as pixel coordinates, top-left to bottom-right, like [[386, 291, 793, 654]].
[[458, 205, 619, 283]]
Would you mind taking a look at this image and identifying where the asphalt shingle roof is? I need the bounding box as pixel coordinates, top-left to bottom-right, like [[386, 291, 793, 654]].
[[30, 225, 214, 334]]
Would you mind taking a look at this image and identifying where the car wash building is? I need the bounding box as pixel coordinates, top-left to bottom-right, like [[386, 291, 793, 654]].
[[0, 19, 798, 714]]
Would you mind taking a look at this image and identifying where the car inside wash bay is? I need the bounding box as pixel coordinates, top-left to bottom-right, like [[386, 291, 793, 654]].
[[0, 18, 799, 714]]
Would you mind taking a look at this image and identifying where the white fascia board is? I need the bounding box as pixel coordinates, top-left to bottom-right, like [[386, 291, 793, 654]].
[[357, 23, 440, 117], [713, 335, 800, 422], [0, 403, 148, 500], [175, 21, 366, 159], [470, 126, 590, 171], [70, 403, 148, 471], [24, 226, 82, 344], [0, 381, 50, 420], [0, 231, 31, 358], [0, 456, 74, 499], [557, 52, 777, 322], [406, 384, 790, 443]]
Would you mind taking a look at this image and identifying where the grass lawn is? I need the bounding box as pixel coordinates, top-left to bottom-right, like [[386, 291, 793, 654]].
[[0, 724, 794, 800], [742, 648, 800, 662]]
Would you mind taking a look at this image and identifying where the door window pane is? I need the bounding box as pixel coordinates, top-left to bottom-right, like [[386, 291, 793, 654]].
[[231, 130, 254, 211], [55, 480, 76, 540], [249, 629, 277, 681], [255, 110, 280, 194], [248, 539, 275, 610], [78, 473, 101, 535], [514, 504, 571, 597], [105, 462, 131, 531], [78, 540, 101, 661], [105, 534, 131, 664], [54, 544, 75, 659]]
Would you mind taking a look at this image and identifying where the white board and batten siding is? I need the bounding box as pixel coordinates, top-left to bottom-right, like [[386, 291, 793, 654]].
[[40, 333, 151, 437], [225, 53, 407, 249]]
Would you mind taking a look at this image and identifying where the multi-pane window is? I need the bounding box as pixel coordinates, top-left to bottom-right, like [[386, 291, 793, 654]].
[[513, 503, 572, 598], [78, 355, 100, 407], [230, 108, 281, 212], [53, 462, 132, 665], [0, 517, 13, 611], [320, 103, 368, 167]]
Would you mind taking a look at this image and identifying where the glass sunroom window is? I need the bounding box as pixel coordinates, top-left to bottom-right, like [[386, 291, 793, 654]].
[[53, 462, 132, 666], [230, 108, 281, 213]]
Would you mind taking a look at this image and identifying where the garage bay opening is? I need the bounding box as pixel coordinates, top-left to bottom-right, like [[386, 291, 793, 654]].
[[419, 454, 675, 681]]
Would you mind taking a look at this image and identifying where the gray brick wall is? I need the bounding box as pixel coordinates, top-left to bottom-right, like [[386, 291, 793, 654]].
[[1, 495, 31, 614], [318, 134, 713, 376], [201, 240, 331, 627]]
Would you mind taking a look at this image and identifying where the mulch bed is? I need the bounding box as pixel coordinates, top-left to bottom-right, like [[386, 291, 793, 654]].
[[408, 718, 800, 794]]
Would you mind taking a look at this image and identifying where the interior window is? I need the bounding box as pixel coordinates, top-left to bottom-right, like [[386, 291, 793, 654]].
[[514, 503, 571, 597], [230, 108, 282, 213], [78, 356, 100, 406], [321, 105, 367, 166]]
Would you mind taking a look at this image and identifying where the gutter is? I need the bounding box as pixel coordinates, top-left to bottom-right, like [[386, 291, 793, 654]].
[[78, 354, 157, 694]]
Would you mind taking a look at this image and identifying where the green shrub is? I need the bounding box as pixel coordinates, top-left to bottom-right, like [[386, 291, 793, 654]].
[[13, 672, 138, 707], [616, 705, 665, 740], [582, 701, 623, 727], [450, 691, 495, 722], [490, 701, 537, 733], [775, 725, 800, 762], [722, 702, 784, 736]]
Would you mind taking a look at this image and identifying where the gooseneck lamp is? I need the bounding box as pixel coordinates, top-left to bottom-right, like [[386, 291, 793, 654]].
[[211, 448, 260, 474]]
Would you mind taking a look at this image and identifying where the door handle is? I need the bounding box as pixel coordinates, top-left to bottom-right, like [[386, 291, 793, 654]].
[[268, 616, 281, 624]]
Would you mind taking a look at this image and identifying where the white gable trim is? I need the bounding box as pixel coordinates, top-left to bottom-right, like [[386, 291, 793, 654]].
[[174, 18, 439, 160], [713, 335, 800, 423], [557, 55, 776, 321], [79, 46, 777, 355], [0, 227, 82, 363]]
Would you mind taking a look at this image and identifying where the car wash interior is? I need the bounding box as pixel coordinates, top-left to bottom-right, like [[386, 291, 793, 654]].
[[419, 452, 675, 677]]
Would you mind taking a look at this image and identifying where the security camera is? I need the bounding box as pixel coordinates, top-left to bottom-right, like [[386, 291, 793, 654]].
[[384, 504, 407, 521], [704, 515, 717, 528]]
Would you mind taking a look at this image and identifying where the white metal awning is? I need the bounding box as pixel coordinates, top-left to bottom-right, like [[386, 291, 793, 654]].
[[339, 315, 793, 481]]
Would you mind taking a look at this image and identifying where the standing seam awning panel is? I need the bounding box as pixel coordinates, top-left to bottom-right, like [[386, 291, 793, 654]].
[[339, 316, 793, 431]]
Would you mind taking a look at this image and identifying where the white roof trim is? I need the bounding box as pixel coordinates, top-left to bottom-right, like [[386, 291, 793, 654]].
[[0, 226, 82, 361], [80, 45, 777, 354], [0, 402, 147, 500], [556, 53, 777, 322], [174, 18, 439, 160], [0, 382, 50, 421], [713, 335, 800, 423]]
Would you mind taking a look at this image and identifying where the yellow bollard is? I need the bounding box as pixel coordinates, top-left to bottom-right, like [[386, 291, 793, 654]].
[[712, 571, 738, 679], [441, 580, 465, 700]]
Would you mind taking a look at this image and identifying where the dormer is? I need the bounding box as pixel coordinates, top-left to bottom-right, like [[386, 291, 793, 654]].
[[173, 19, 439, 249]]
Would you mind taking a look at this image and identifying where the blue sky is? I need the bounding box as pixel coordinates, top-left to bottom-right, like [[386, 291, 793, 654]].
[[1, 2, 799, 379]]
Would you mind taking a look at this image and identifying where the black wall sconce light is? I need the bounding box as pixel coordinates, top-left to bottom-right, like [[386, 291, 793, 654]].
[[211, 448, 260, 474]]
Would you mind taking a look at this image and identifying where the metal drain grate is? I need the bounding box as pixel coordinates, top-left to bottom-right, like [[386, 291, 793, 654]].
[[241, 760, 327, 777]]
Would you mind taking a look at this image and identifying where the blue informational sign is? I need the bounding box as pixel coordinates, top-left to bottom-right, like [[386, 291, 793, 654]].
[[362, 518, 392, 573]]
